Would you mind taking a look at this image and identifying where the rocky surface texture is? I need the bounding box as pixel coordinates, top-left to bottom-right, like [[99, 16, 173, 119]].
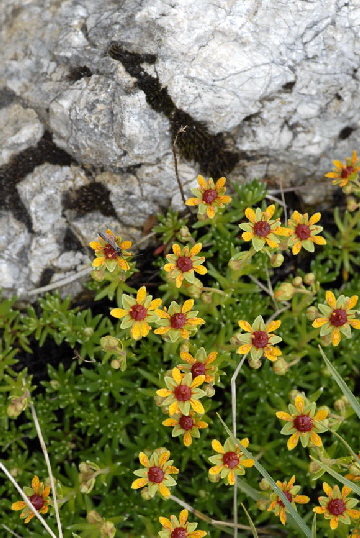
[[1, 0, 359, 297]]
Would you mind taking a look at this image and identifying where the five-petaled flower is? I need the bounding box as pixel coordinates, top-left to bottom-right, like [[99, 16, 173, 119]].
[[313, 483, 360, 530], [162, 410, 208, 447], [267, 475, 310, 525], [276, 393, 328, 450], [282, 211, 326, 255], [89, 229, 132, 272], [239, 205, 288, 252], [11, 475, 51, 524], [131, 448, 179, 498], [154, 300, 205, 342], [312, 291, 360, 346], [164, 243, 207, 288], [208, 437, 255, 485], [177, 347, 218, 384], [158, 509, 207, 538], [236, 315, 282, 362], [110, 286, 162, 340], [324, 151, 360, 187], [185, 176, 231, 219], [157, 368, 206, 416]]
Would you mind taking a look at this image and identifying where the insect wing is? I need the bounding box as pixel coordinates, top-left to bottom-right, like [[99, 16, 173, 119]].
[[98, 232, 123, 255]]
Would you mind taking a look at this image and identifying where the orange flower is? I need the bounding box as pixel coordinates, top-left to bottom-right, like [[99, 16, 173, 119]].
[[154, 300, 205, 341], [314, 483, 360, 530], [185, 175, 231, 219], [164, 243, 207, 288], [239, 205, 287, 251], [312, 291, 360, 346], [276, 394, 328, 450], [267, 475, 310, 524], [208, 437, 254, 485], [156, 368, 206, 416], [162, 411, 208, 447], [89, 229, 132, 272], [158, 509, 207, 537], [11, 476, 51, 524], [324, 151, 360, 187], [177, 347, 217, 384], [236, 315, 282, 362], [131, 448, 179, 498], [282, 211, 326, 255]]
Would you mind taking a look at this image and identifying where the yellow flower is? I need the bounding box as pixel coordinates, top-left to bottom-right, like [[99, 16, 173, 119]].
[[11, 475, 51, 524], [239, 205, 287, 251], [313, 483, 360, 530], [89, 229, 132, 272], [267, 475, 310, 524], [324, 151, 360, 187], [208, 437, 255, 485], [276, 394, 328, 450], [349, 528, 360, 538], [282, 211, 326, 255], [110, 286, 162, 340], [236, 315, 282, 362], [185, 175, 231, 219], [131, 447, 179, 498], [164, 243, 207, 288], [312, 291, 360, 346], [158, 509, 207, 537], [177, 347, 217, 384], [154, 300, 205, 342], [157, 368, 206, 416], [162, 410, 208, 447]]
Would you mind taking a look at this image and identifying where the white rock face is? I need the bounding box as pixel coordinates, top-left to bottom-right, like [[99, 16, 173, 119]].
[[1, 0, 359, 296]]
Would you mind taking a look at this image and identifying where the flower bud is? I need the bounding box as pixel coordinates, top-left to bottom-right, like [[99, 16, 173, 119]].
[[303, 273, 315, 285], [208, 472, 220, 483], [259, 478, 270, 491], [91, 269, 105, 282], [343, 184, 353, 194], [272, 358, 289, 376], [177, 226, 193, 242], [248, 358, 262, 369], [141, 487, 152, 500], [100, 336, 123, 354], [180, 343, 190, 354], [308, 461, 322, 474], [292, 276, 303, 287], [306, 306, 318, 321], [203, 383, 216, 398], [349, 464, 360, 477], [201, 292, 213, 304], [334, 398, 345, 412], [320, 334, 332, 347], [7, 394, 28, 418], [347, 196, 359, 212], [274, 282, 294, 301], [270, 253, 284, 268], [100, 521, 116, 538], [87, 510, 103, 524], [256, 499, 269, 511]]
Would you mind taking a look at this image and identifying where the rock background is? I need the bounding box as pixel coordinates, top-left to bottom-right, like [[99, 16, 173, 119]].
[[1, 0, 359, 297]]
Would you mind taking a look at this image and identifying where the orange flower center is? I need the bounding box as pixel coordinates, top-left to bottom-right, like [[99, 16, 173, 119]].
[[328, 498, 346, 516], [252, 330, 269, 348], [29, 494, 45, 510], [295, 224, 311, 240], [330, 308, 347, 327], [170, 313, 187, 329], [223, 451, 240, 469], [179, 415, 194, 430], [171, 529, 187, 538], [341, 166, 354, 178], [293, 414, 313, 432], [130, 304, 147, 320], [202, 189, 218, 204], [174, 385, 191, 401], [176, 256, 193, 272], [254, 221, 271, 237], [104, 245, 119, 259], [148, 466, 164, 483], [278, 491, 293, 507], [191, 362, 206, 377]]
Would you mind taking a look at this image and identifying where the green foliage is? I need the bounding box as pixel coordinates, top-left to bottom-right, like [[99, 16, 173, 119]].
[[1, 178, 360, 538]]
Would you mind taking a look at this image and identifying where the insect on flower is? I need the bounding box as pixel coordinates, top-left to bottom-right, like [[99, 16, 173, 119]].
[[98, 232, 125, 256]]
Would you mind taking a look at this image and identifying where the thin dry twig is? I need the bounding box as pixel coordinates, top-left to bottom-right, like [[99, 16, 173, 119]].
[[172, 126, 188, 204]]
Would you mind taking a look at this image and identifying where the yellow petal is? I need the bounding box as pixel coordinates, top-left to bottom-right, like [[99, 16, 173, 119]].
[[154, 326, 170, 335], [184, 431, 192, 447], [185, 197, 200, 206], [11, 501, 27, 511], [162, 418, 177, 427], [159, 484, 171, 497], [313, 506, 326, 514], [215, 176, 226, 189], [228, 470, 235, 485], [276, 411, 293, 421], [342, 485, 352, 498], [239, 438, 249, 448], [149, 298, 162, 310], [136, 286, 147, 303], [236, 344, 252, 354], [179, 509, 188, 526], [92, 256, 105, 267], [326, 290, 336, 308], [157, 389, 172, 397], [294, 394, 305, 413], [180, 352, 195, 364], [191, 375, 205, 388], [294, 495, 310, 504], [287, 432, 299, 450], [350, 319, 360, 329], [346, 295, 358, 310], [159, 517, 172, 530], [110, 308, 127, 319], [314, 409, 328, 420], [331, 327, 341, 346], [238, 320, 252, 332], [264, 205, 275, 219], [158, 451, 170, 466], [198, 175, 208, 189], [266, 320, 281, 333], [172, 243, 181, 256], [120, 240, 132, 250], [212, 439, 225, 454], [242, 231, 254, 242], [209, 465, 223, 475], [139, 452, 149, 467], [323, 482, 333, 496], [207, 205, 215, 219], [310, 431, 323, 447], [245, 207, 256, 223], [169, 401, 179, 416], [131, 477, 148, 489], [242, 459, 255, 467], [190, 243, 202, 256], [191, 399, 205, 414], [312, 318, 328, 328], [172, 367, 183, 384], [131, 322, 142, 340], [330, 517, 338, 530], [194, 265, 207, 274], [32, 475, 40, 491], [89, 241, 102, 250], [182, 299, 194, 313]]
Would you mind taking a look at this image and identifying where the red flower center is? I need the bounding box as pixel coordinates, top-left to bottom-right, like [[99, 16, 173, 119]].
[[179, 415, 194, 430], [329, 308, 347, 327], [174, 385, 191, 401], [293, 414, 313, 432], [252, 330, 269, 348], [29, 494, 45, 510], [104, 245, 119, 259], [328, 498, 346, 516], [202, 189, 218, 204], [191, 362, 206, 377], [148, 466, 164, 483], [171, 528, 187, 538], [341, 166, 354, 178], [129, 304, 147, 320], [278, 491, 293, 507], [176, 256, 193, 272], [223, 451, 240, 469], [170, 313, 187, 329], [295, 224, 311, 240], [253, 221, 271, 237]]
